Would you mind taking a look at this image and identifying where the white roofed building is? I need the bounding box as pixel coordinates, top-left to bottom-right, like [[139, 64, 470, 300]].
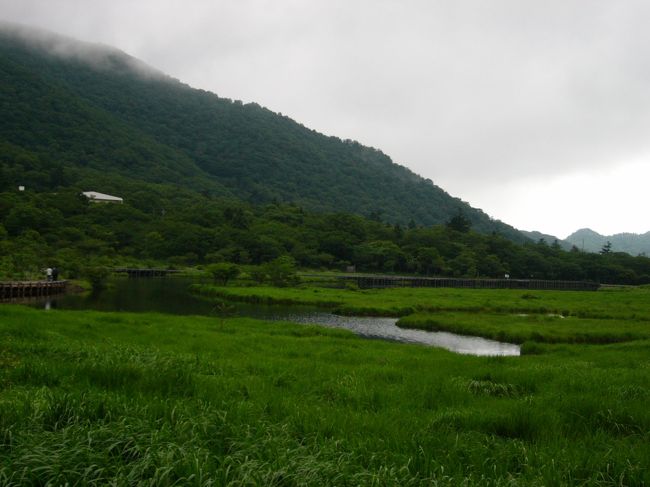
[[82, 191, 123, 203]]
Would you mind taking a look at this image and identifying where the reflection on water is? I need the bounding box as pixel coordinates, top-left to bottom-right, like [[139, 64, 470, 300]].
[[28, 278, 520, 356]]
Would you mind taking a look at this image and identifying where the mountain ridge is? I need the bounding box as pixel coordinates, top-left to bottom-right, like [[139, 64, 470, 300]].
[[565, 228, 650, 256]]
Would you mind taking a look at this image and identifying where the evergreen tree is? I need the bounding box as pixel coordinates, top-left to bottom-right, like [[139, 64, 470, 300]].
[[446, 211, 471, 233], [600, 241, 613, 254]]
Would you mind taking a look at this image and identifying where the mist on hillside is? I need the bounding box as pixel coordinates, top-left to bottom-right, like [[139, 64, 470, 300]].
[[0, 20, 166, 80]]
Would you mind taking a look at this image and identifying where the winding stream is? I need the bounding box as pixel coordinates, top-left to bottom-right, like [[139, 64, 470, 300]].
[[29, 278, 520, 356]]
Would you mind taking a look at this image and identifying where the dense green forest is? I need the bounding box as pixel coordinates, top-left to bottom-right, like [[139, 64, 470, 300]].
[[1, 185, 649, 285], [0, 23, 525, 240]]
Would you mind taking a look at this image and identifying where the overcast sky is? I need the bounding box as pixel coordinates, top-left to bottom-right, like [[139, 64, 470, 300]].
[[2, 0, 649, 238]]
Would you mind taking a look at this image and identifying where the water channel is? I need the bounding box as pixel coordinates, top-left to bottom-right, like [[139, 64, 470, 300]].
[[28, 278, 520, 356]]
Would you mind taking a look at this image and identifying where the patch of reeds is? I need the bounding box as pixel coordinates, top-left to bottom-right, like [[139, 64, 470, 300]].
[[397, 311, 650, 345]]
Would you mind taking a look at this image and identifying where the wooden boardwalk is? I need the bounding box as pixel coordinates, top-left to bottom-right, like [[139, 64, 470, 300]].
[[0, 280, 68, 300], [113, 268, 181, 278], [307, 275, 600, 291]]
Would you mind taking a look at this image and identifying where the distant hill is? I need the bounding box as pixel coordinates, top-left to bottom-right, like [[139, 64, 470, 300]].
[[565, 228, 650, 256], [520, 230, 571, 250], [0, 22, 527, 242]]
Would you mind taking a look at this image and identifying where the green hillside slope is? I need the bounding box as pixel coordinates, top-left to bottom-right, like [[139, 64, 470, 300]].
[[0, 22, 525, 241]]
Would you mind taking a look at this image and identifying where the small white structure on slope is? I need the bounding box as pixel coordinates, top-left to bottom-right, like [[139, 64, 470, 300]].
[[82, 191, 123, 204]]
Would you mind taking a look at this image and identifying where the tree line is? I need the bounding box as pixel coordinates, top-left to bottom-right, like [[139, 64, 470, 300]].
[[1, 186, 649, 285]]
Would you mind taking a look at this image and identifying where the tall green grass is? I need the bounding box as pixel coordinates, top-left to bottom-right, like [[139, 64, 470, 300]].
[[192, 284, 650, 320], [397, 311, 650, 345], [0, 305, 649, 485]]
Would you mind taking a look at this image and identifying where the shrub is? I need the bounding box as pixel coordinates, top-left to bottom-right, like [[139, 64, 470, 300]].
[[247, 265, 268, 284], [206, 263, 240, 285], [344, 280, 359, 291], [263, 256, 299, 287], [84, 266, 110, 292]]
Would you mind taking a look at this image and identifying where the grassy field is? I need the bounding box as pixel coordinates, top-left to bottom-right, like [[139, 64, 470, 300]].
[[1, 297, 649, 485]]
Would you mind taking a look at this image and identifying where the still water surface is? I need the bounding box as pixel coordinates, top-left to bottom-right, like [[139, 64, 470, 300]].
[[34, 278, 520, 356]]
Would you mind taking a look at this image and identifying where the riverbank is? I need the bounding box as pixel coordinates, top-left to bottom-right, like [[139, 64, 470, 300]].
[[0, 305, 648, 484]]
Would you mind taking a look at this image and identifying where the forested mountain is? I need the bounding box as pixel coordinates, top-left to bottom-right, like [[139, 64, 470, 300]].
[[566, 228, 650, 256], [0, 22, 526, 241]]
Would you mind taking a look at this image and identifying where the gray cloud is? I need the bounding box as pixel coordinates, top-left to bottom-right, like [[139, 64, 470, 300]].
[[2, 0, 649, 234]]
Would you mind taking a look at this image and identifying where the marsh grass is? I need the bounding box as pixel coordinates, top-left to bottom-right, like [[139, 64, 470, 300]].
[[397, 312, 650, 345], [0, 304, 649, 485], [195, 283, 650, 349], [192, 283, 650, 320]]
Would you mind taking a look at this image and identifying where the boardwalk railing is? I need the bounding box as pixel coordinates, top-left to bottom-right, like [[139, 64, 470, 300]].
[[305, 275, 600, 291], [113, 268, 181, 278], [0, 280, 68, 300]]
